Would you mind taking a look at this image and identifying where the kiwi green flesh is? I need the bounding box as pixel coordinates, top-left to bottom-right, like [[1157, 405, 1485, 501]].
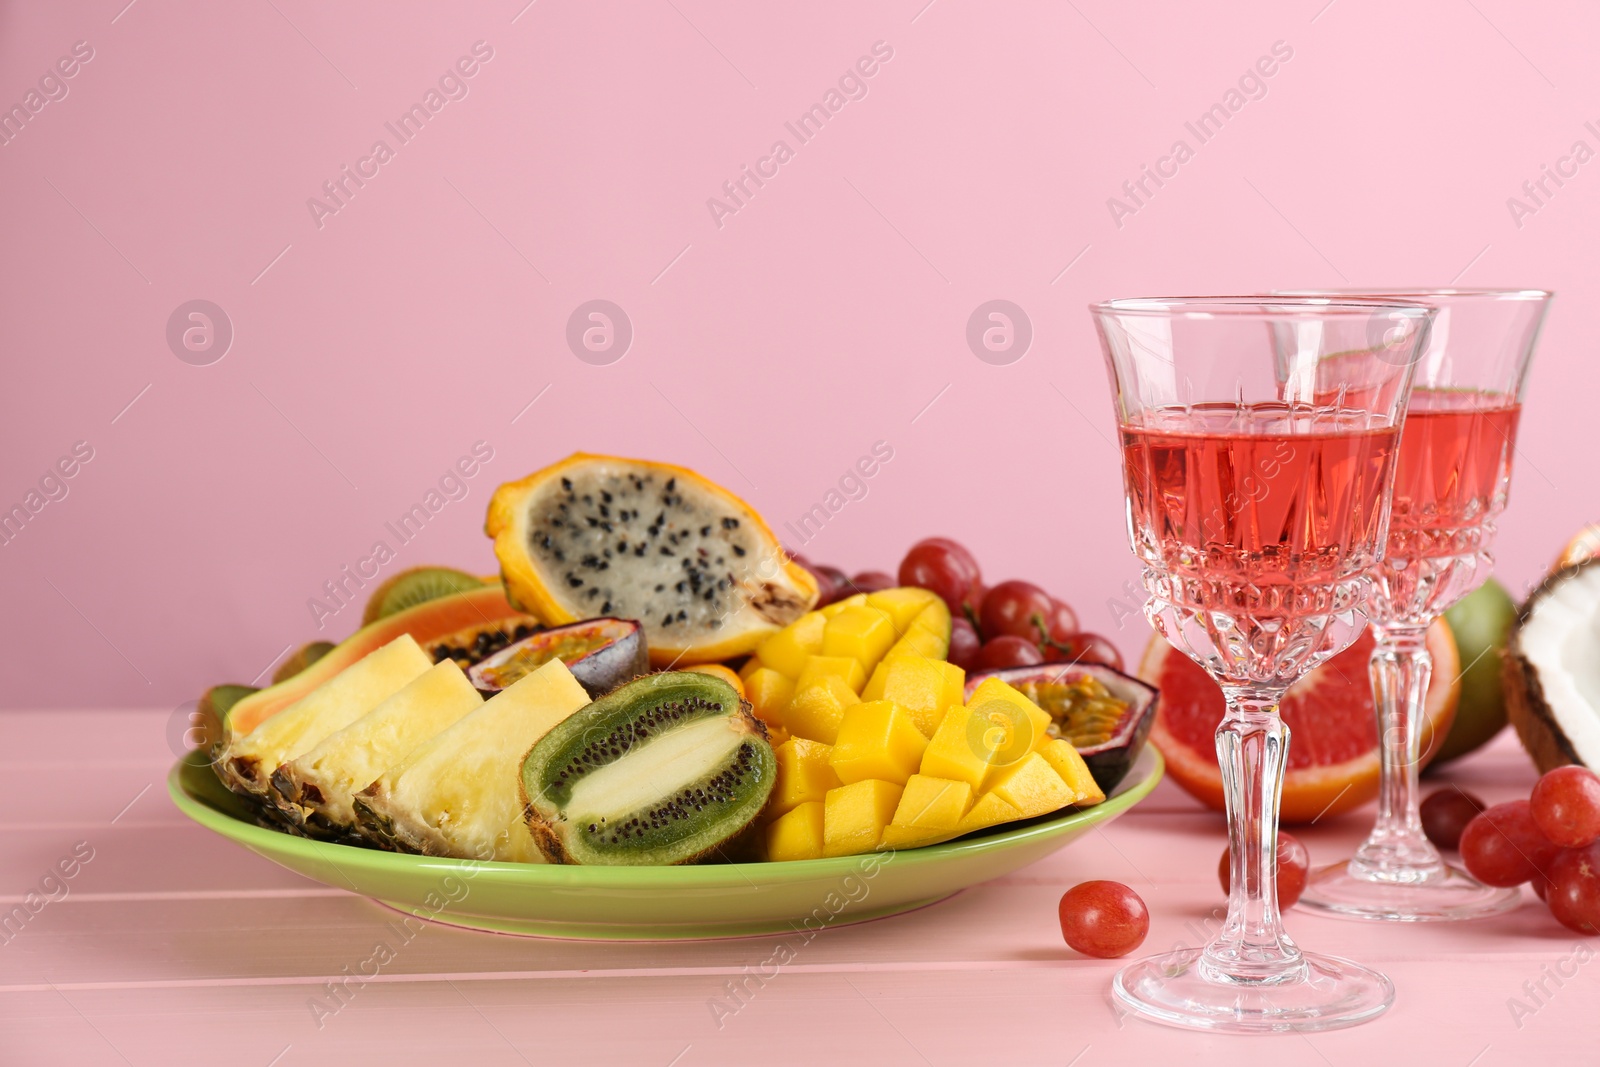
[[522, 672, 774, 866], [372, 568, 486, 621]]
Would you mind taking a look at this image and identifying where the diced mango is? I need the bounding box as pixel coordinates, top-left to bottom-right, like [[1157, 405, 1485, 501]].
[[829, 701, 929, 785], [783, 674, 860, 744], [861, 655, 964, 738], [756, 612, 826, 678], [890, 619, 947, 661], [822, 606, 897, 670], [766, 801, 826, 862], [1039, 738, 1106, 805], [955, 791, 1022, 835], [967, 677, 1053, 757], [795, 655, 867, 694], [744, 667, 795, 730], [819, 593, 868, 618], [823, 779, 903, 857], [985, 753, 1077, 818], [866, 587, 938, 632], [739, 657, 763, 681], [920, 705, 1000, 791], [938, 661, 965, 711], [891, 774, 973, 831], [771, 738, 842, 816]]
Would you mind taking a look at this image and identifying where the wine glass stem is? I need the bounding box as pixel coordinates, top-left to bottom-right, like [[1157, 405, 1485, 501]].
[[1350, 623, 1443, 880], [1205, 688, 1301, 980]]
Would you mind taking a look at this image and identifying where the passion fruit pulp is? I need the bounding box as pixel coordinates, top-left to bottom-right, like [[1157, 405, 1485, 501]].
[[467, 617, 648, 699]]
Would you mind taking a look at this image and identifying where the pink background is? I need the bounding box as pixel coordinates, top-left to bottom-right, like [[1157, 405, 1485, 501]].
[[1, 0, 1594, 711]]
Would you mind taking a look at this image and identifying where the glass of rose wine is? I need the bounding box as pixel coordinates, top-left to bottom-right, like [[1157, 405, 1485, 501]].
[[1281, 289, 1552, 922], [1092, 296, 1434, 1032]]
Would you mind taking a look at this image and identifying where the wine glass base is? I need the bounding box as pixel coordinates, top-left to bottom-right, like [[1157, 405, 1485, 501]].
[[1299, 860, 1522, 922], [1112, 948, 1393, 1033]]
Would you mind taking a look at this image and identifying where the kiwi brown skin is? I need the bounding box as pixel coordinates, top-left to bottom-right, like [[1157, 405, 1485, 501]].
[[1505, 558, 1595, 774]]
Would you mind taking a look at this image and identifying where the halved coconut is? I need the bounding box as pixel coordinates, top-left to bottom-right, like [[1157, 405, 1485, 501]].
[[1506, 559, 1600, 772]]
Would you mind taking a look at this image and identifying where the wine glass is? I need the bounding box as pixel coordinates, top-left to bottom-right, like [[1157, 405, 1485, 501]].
[[1092, 296, 1434, 1032], [1280, 289, 1551, 922]]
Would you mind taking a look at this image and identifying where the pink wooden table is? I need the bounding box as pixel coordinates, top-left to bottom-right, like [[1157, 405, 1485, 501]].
[[2, 709, 1592, 1065]]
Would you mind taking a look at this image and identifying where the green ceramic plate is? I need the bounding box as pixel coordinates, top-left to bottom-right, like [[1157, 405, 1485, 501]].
[[169, 747, 1162, 940]]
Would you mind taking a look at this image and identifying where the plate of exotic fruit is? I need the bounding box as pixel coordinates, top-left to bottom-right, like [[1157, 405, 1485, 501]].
[[171, 454, 1163, 939]]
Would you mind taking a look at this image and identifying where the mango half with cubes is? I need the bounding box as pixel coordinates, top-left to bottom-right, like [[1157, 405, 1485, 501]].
[[742, 587, 953, 743], [763, 675, 1104, 860]]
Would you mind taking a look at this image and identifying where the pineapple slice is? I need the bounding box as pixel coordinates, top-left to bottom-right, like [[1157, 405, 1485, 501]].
[[354, 658, 590, 862], [218, 635, 432, 804], [273, 661, 483, 834]]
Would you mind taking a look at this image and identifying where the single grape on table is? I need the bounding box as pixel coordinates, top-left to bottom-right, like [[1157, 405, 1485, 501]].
[[1058, 880, 1149, 959]]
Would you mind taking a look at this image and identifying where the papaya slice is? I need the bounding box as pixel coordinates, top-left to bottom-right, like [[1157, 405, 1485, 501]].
[[486, 453, 818, 666]]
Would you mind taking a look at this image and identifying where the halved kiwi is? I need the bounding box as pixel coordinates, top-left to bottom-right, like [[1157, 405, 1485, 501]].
[[521, 672, 775, 865], [361, 566, 487, 625]]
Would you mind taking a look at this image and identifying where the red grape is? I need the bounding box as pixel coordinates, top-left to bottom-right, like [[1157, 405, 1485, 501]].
[[980, 581, 1056, 644], [947, 617, 982, 671], [1058, 880, 1149, 958], [1460, 800, 1562, 887], [812, 565, 850, 607], [1044, 632, 1125, 672], [1217, 831, 1311, 908], [975, 635, 1044, 671], [898, 538, 982, 615], [1530, 766, 1600, 849], [849, 570, 897, 594], [1042, 598, 1080, 643], [1420, 788, 1486, 851], [1546, 843, 1600, 935], [1533, 873, 1551, 900]]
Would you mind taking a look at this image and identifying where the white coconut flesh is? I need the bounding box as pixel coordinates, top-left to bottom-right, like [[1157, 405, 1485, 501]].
[[564, 716, 745, 824], [519, 463, 807, 641], [1522, 564, 1600, 764]]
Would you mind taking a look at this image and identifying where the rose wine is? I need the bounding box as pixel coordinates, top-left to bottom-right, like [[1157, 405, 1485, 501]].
[[1122, 403, 1400, 583], [1120, 403, 1399, 683], [1373, 389, 1522, 621]]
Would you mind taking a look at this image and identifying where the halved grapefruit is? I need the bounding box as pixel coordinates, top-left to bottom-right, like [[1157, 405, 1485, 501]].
[[1139, 622, 1460, 824]]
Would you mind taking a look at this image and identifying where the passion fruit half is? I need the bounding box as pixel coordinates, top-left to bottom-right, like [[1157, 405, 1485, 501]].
[[467, 617, 648, 699], [964, 662, 1158, 792]]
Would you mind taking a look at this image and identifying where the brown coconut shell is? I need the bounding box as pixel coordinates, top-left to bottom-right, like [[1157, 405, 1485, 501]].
[[1504, 558, 1597, 774]]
